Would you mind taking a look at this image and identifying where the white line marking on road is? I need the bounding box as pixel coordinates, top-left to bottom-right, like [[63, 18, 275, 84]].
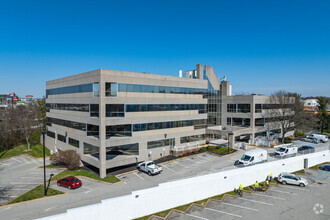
[[205, 207, 242, 218], [254, 193, 286, 200], [82, 186, 91, 190], [221, 202, 259, 211], [10, 183, 40, 185], [238, 197, 273, 206], [10, 158, 23, 163], [5, 206, 12, 210], [45, 206, 56, 212], [268, 189, 298, 196], [172, 161, 188, 168], [133, 172, 144, 180], [185, 213, 209, 220], [278, 185, 309, 191], [0, 162, 11, 166], [20, 177, 44, 179], [123, 181, 127, 184], [8, 189, 31, 191], [162, 164, 175, 173]]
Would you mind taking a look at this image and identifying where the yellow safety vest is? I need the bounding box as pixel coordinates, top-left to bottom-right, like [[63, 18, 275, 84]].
[[266, 180, 269, 185], [239, 184, 243, 191], [255, 182, 259, 188]]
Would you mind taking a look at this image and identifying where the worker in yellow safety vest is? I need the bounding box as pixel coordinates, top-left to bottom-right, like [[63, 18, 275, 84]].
[[239, 184, 243, 191], [266, 180, 269, 188], [255, 181, 259, 191], [270, 173, 273, 181]]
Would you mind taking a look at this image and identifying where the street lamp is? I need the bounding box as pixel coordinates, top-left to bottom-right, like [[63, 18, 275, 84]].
[[42, 131, 47, 196]]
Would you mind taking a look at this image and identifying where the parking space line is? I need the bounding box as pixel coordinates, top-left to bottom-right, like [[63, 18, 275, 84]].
[[305, 174, 329, 179], [268, 189, 298, 196], [221, 202, 259, 211], [45, 206, 56, 212], [172, 161, 188, 168], [162, 164, 175, 173], [189, 158, 201, 164], [20, 177, 44, 179], [133, 172, 144, 180], [185, 213, 210, 220], [196, 155, 213, 161], [238, 197, 273, 206], [82, 186, 91, 190], [204, 207, 242, 218], [253, 193, 285, 200], [277, 185, 309, 191], [10, 158, 23, 163], [0, 162, 11, 166], [10, 183, 40, 185]]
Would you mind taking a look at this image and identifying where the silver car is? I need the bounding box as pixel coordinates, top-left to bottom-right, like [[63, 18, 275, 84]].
[[278, 172, 308, 187]]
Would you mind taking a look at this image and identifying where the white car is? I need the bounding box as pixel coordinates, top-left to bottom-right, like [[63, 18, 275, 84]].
[[278, 172, 308, 187], [301, 137, 318, 144], [137, 161, 162, 175]]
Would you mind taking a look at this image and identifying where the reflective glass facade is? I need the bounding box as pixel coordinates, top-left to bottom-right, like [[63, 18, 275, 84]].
[[46, 103, 89, 112], [46, 131, 55, 138], [203, 71, 221, 126], [180, 134, 206, 144], [106, 143, 139, 156], [84, 143, 99, 155], [105, 82, 118, 97], [133, 119, 207, 132], [68, 138, 79, 148], [46, 83, 93, 98], [147, 138, 175, 149], [57, 134, 66, 143], [118, 83, 207, 95]]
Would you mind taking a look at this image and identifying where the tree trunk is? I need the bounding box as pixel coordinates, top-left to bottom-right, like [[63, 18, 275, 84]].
[[26, 137, 30, 151]]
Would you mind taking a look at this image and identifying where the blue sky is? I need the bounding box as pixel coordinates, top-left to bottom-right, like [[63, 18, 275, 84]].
[[0, 0, 329, 98]]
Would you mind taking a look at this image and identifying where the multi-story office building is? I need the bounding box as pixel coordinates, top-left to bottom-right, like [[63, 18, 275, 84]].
[[46, 65, 221, 177], [45, 64, 283, 177]]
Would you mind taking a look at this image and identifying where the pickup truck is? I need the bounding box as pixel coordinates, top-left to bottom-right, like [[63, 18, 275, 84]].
[[137, 161, 162, 175]]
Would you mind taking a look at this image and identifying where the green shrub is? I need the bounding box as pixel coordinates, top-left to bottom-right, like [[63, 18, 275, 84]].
[[294, 132, 306, 138], [199, 147, 207, 152], [283, 137, 292, 143]]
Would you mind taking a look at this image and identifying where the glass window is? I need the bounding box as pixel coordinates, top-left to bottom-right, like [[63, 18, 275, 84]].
[[127, 84, 134, 92], [87, 124, 99, 138], [180, 134, 206, 144], [118, 83, 127, 92], [148, 139, 171, 149], [93, 82, 99, 97], [133, 84, 141, 92], [57, 134, 66, 143], [68, 138, 79, 148], [105, 82, 118, 97], [227, 117, 232, 125], [90, 104, 99, 117], [237, 104, 251, 113], [46, 131, 55, 138], [106, 104, 124, 117], [255, 104, 262, 113], [84, 143, 99, 156], [106, 124, 132, 138], [227, 104, 236, 113], [106, 143, 139, 157]]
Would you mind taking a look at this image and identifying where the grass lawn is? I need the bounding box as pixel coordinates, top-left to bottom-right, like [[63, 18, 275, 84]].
[[52, 170, 121, 183], [309, 162, 329, 170], [293, 169, 306, 175], [0, 143, 50, 160], [39, 164, 63, 169], [8, 185, 64, 204]]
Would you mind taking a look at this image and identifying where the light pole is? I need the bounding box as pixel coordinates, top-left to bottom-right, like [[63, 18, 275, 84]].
[[42, 131, 47, 196]]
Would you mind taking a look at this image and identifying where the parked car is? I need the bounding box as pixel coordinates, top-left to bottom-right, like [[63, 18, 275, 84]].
[[298, 146, 315, 154], [235, 149, 267, 166], [309, 134, 328, 143], [320, 164, 330, 171], [57, 176, 82, 189], [277, 172, 308, 187], [274, 144, 298, 157], [301, 137, 318, 144], [137, 161, 162, 175]]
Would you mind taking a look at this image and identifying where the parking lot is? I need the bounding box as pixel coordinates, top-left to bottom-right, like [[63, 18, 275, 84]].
[[0, 155, 63, 205], [117, 151, 245, 187], [152, 169, 330, 220]]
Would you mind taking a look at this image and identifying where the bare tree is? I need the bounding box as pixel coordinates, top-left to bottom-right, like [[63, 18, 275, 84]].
[[265, 90, 304, 143], [15, 104, 38, 150]]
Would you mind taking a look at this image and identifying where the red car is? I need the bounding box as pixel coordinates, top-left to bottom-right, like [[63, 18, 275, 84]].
[[57, 176, 82, 189]]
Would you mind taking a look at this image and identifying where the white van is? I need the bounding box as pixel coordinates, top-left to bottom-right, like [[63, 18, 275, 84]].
[[236, 149, 267, 166], [274, 144, 298, 157], [310, 134, 328, 143]]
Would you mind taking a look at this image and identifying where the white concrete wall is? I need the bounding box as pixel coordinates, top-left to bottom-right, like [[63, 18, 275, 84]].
[[39, 150, 330, 220]]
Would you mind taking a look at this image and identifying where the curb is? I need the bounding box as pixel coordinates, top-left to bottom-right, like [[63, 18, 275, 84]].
[[0, 188, 67, 209]]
